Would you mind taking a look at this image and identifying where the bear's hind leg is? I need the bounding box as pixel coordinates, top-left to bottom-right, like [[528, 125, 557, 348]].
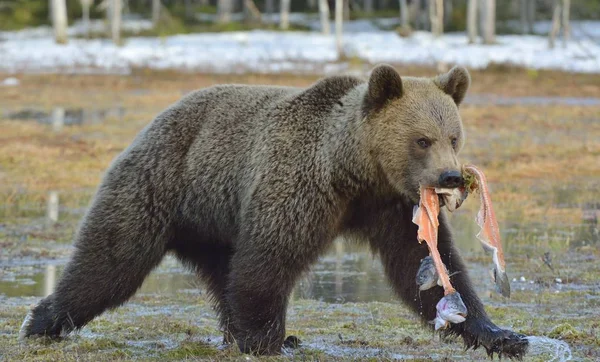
[[226, 248, 293, 355], [20, 194, 170, 339], [226, 236, 325, 355]]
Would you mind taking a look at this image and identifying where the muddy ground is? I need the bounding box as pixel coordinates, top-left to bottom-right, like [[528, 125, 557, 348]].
[[0, 67, 599, 361]]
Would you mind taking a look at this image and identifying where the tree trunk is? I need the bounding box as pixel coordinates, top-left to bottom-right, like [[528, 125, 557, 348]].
[[80, 0, 91, 38], [105, 0, 112, 37], [399, 0, 409, 29], [318, 0, 330, 35], [436, 0, 443, 35], [343, 0, 350, 22], [562, 0, 570, 47], [364, 0, 373, 13], [519, 0, 527, 34], [243, 0, 262, 23], [48, 0, 53, 22], [549, 0, 561, 49], [184, 0, 192, 20], [279, 0, 290, 30], [111, 0, 121, 45], [51, 0, 68, 44], [412, 0, 420, 29], [526, 0, 535, 34], [335, 0, 343, 58], [429, 0, 443, 36], [443, 0, 452, 27], [482, 0, 495, 44], [218, 0, 233, 24], [428, 0, 435, 33], [265, 0, 274, 14], [467, 0, 477, 43], [417, 0, 427, 30], [152, 0, 160, 25]]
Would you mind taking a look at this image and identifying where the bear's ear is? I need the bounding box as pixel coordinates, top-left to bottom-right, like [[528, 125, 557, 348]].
[[434, 66, 471, 106], [363, 64, 403, 116]]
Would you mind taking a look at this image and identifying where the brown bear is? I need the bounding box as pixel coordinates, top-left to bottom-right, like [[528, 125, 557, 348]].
[[20, 65, 528, 358]]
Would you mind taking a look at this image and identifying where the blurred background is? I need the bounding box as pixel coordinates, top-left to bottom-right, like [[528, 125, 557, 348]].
[[0, 1, 599, 361], [0, 0, 600, 73]]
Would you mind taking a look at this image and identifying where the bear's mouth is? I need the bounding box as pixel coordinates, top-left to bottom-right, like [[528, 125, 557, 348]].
[[435, 187, 469, 213], [438, 195, 446, 207]]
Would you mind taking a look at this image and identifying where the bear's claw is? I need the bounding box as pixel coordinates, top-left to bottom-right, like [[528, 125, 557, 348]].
[[463, 328, 528, 360], [482, 331, 529, 360], [283, 335, 301, 349], [442, 318, 528, 360]]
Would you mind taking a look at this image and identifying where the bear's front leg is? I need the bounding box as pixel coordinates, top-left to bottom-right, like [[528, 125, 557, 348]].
[[365, 200, 528, 359]]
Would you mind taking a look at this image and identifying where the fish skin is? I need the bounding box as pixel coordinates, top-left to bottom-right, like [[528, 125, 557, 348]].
[[413, 187, 456, 295], [433, 316, 449, 331], [435, 187, 469, 212], [416, 256, 438, 290], [416, 255, 445, 291], [433, 292, 468, 330], [462, 164, 511, 298]]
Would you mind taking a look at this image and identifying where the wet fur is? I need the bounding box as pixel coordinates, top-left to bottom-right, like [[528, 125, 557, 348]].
[[21, 66, 528, 358]]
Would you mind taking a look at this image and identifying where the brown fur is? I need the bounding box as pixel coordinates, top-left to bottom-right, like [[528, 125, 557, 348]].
[[20, 65, 528, 358]]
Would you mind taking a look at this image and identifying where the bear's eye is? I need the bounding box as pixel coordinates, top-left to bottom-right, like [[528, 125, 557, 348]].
[[451, 138, 458, 148], [417, 138, 431, 149]]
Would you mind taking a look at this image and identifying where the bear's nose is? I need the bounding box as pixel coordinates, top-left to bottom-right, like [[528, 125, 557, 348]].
[[439, 170, 463, 188]]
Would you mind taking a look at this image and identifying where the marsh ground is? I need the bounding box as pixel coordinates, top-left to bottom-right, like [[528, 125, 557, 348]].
[[0, 67, 598, 361]]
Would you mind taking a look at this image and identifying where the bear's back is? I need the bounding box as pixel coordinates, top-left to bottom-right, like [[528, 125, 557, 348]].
[[110, 76, 363, 240]]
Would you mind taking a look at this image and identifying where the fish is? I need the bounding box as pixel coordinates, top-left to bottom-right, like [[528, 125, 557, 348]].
[[462, 164, 511, 298], [412, 186, 456, 296], [435, 187, 469, 212], [416, 255, 441, 291], [433, 292, 468, 330], [416, 256, 460, 291], [413, 164, 510, 333], [414, 188, 466, 330], [414, 165, 511, 298]]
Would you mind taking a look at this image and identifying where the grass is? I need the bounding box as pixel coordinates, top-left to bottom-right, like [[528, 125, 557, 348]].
[[0, 68, 599, 360], [2, 70, 598, 225]]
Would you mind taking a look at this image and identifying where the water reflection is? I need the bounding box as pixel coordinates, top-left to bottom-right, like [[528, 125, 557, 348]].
[[4, 106, 125, 127], [0, 207, 597, 302], [574, 202, 599, 247], [47, 191, 59, 224], [0, 240, 394, 303], [44, 265, 56, 297], [464, 94, 600, 106]]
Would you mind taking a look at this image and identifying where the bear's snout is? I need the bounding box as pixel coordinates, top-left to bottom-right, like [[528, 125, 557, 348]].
[[438, 170, 463, 188]]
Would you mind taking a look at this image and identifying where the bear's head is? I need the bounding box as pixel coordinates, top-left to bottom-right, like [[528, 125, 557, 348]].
[[363, 64, 470, 202]]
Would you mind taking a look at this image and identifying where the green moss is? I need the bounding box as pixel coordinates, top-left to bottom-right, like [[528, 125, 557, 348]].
[[76, 337, 126, 351], [160, 340, 217, 359], [548, 323, 584, 341], [462, 168, 478, 192]]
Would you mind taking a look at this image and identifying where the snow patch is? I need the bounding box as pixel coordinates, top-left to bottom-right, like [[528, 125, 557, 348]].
[[1, 22, 599, 74], [1, 77, 20, 86]]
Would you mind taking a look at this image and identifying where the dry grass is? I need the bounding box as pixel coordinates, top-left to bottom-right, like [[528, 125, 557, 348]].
[[1, 68, 598, 225], [0, 69, 599, 361]]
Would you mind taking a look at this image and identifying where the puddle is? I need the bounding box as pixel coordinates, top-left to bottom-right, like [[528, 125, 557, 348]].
[[465, 94, 600, 106], [1, 209, 596, 302], [3, 106, 125, 126], [1, 200, 598, 361], [1, 188, 598, 302], [0, 244, 394, 303]]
